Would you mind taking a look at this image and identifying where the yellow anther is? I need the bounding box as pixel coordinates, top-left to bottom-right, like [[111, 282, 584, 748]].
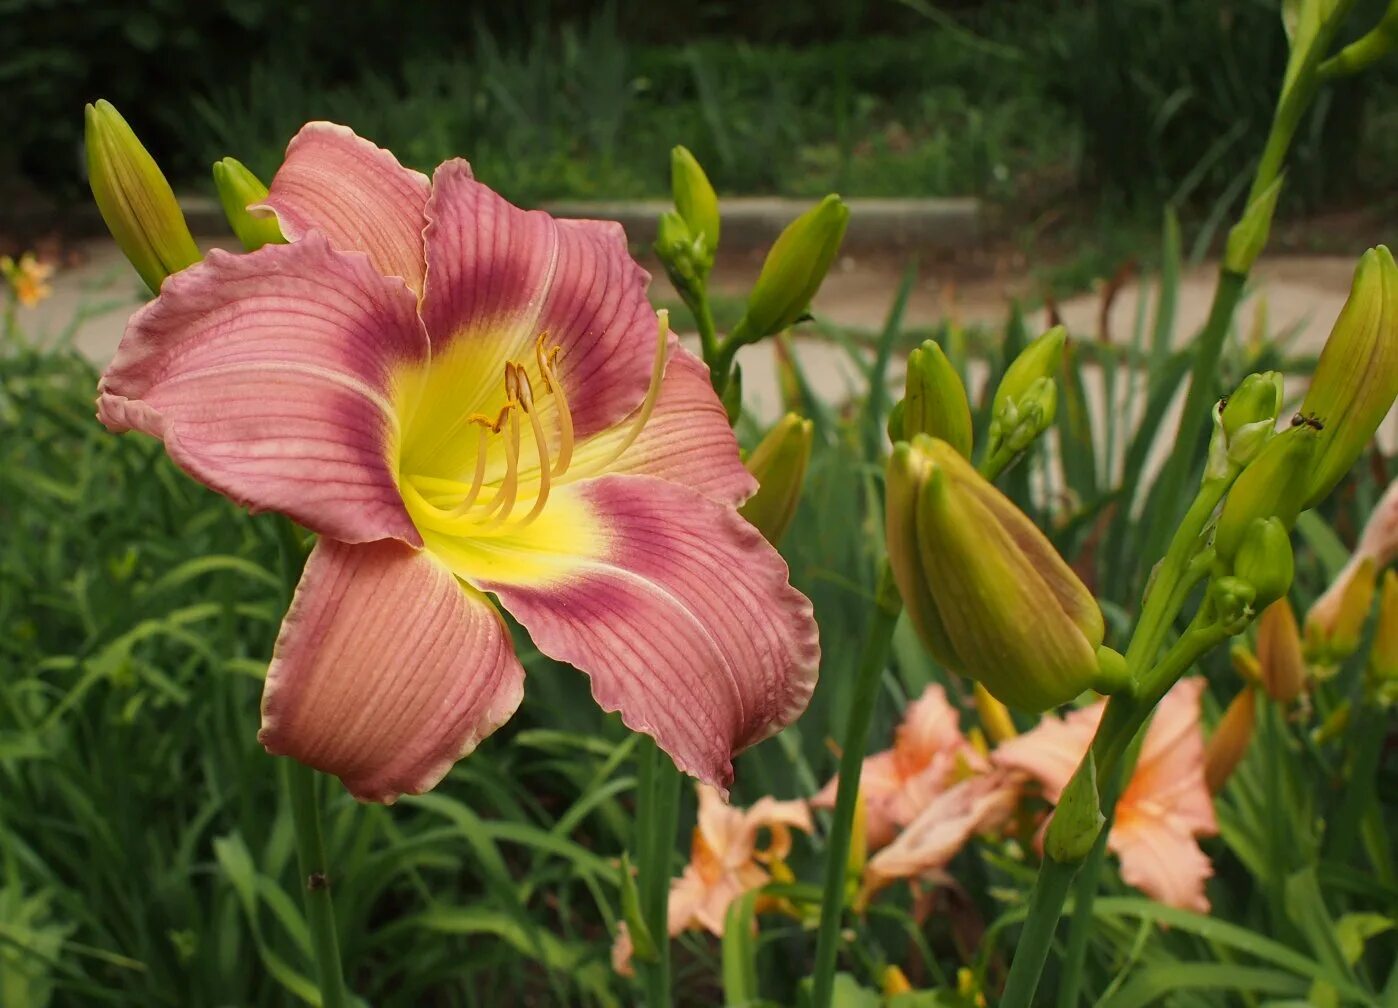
[[467, 401, 516, 434]]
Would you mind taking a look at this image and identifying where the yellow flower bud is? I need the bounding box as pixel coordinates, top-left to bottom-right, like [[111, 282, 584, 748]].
[[212, 157, 286, 252], [1205, 686, 1256, 794], [1305, 555, 1378, 666], [885, 435, 1106, 711], [881, 965, 914, 997], [992, 325, 1065, 420], [1255, 598, 1306, 703], [973, 682, 1017, 744], [738, 194, 848, 340], [670, 146, 719, 271], [897, 339, 973, 457], [739, 414, 813, 545], [85, 100, 201, 294], [1369, 569, 1398, 690], [1230, 642, 1262, 684], [1297, 246, 1398, 510], [987, 326, 1065, 460]]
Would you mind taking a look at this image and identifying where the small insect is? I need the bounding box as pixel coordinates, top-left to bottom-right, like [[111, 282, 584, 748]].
[[1290, 412, 1325, 431], [1217, 395, 1229, 411]]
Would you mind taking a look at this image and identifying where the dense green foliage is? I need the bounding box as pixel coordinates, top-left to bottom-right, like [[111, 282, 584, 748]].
[[2, 229, 1394, 1003]]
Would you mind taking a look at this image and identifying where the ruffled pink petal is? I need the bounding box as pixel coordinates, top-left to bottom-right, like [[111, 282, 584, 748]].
[[478, 474, 820, 793], [1110, 809, 1214, 912], [97, 235, 427, 545], [1127, 678, 1217, 836], [259, 123, 431, 293], [420, 162, 656, 439], [992, 701, 1104, 802], [569, 348, 756, 506], [260, 537, 525, 803]]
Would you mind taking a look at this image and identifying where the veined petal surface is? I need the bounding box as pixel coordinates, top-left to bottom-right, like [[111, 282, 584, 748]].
[[260, 123, 431, 293], [260, 538, 525, 803], [97, 235, 427, 544]]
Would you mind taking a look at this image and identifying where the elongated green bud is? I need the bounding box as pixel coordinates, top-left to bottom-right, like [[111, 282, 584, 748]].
[[1214, 425, 1319, 563], [1208, 371, 1284, 479], [987, 326, 1065, 459], [1223, 176, 1284, 276], [212, 157, 285, 252], [739, 413, 813, 545], [737, 195, 848, 340], [671, 146, 719, 272], [1045, 753, 1104, 864], [897, 339, 972, 457], [992, 325, 1066, 420], [85, 100, 201, 294], [886, 435, 1106, 711]]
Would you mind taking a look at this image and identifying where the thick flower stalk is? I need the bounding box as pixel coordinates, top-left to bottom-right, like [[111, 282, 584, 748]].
[[96, 124, 820, 802]]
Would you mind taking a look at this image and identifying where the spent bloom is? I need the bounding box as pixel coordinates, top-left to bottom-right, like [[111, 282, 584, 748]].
[[95, 124, 819, 801], [995, 678, 1218, 912], [812, 685, 987, 850], [1, 253, 54, 308]]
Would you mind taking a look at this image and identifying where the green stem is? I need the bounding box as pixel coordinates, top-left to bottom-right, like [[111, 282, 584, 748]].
[[694, 292, 720, 371], [998, 855, 1080, 1008], [282, 759, 347, 1008], [636, 738, 682, 1007], [809, 568, 902, 1008], [1326, 700, 1384, 867]]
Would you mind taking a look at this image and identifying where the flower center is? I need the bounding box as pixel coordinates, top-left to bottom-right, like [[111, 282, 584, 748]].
[[401, 312, 669, 539]]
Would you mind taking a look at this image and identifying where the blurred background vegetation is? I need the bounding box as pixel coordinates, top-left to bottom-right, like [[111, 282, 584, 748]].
[[3, 0, 1396, 221]]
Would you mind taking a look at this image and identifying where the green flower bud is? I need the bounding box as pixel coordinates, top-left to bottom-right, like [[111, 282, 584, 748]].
[[988, 327, 1065, 457], [1297, 247, 1398, 509], [670, 146, 719, 272], [1214, 425, 1319, 564], [85, 100, 201, 294], [737, 194, 849, 340], [653, 209, 703, 295], [1223, 175, 1284, 276], [739, 413, 813, 545], [1208, 575, 1258, 635], [212, 157, 286, 252], [896, 339, 972, 457], [886, 435, 1106, 711], [1208, 371, 1284, 478], [1092, 645, 1130, 695], [1232, 517, 1295, 609], [1045, 752, 1104, 864]]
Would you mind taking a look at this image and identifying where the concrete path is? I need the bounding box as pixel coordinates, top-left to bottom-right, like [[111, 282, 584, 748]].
[[13, 236, 1393, 456]]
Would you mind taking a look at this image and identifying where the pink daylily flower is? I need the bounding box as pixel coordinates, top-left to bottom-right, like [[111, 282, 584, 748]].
[[96, 124, 819, 802], [993, 677, 1218, 912], [812, 685, 986, 850]]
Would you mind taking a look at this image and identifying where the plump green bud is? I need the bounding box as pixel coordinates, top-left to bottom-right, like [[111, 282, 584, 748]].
[[1092, 645, 1130, 695], [85, 100, 201, 294], [653, 209, 704, 295], [988, 327, 1065, 458], [1223, 176, 1284, 276], [1296, 247, 1398, 509], [212, 157, 285, 252], [1208, 371, 1284, 478], [1214, 425, 1319, 563], [1232, 517, 1295, 609], [896, 339, 973, 457], [737, 194, 849, 340], [670, 146, 719, 273], [1045, 753, 1104, 864], [739, 413, 813, 545], [1208, 575, 1258, 635], [885, 435, 1107, 711]]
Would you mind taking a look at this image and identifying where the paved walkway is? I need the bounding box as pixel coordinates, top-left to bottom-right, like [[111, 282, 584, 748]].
[[14, 237, 1393, 455]]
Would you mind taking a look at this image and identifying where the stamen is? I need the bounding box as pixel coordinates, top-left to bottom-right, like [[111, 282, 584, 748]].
[[510, 396, 555, 528], [536, 334, 575, 476], [447, 423, 492, 515], [564, 310, 669, 480], [477, 405, 522, 521]]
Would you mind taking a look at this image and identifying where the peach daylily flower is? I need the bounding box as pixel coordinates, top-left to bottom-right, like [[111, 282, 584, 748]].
[[860, 771, 1019, 901], [96, 124, 819, 802], [1, 252, 54, 307], [611, 785, 811, 975], [812, 685, 985, 849], [1306, 478, 1397, 658], [994, 677, 1218, 912]]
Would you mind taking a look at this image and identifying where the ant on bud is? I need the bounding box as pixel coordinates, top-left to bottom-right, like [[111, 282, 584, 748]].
[[1290, 412, 1325, 431]]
